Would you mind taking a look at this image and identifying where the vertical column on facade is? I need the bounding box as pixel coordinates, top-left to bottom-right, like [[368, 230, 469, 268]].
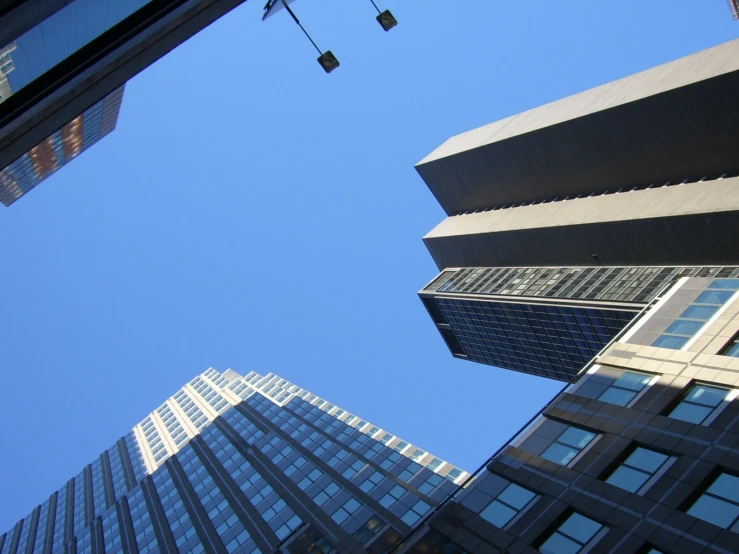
[[213, 418, 361, 553], [116, 438, 137, 492], [83, 465, 94, 529], [140, 478, 178, 553], [23, 507, 40, 554], [99, 452, 116, 510], [115, 497, 139, 554], [238, 402, 413, 534], [41, 492, 57, 554], [165, 456, 228, 554], [63, 480, 75, 546], [188, 435, 277, 553], [6, 520, 23, 554], [89, 518, 104, 554]]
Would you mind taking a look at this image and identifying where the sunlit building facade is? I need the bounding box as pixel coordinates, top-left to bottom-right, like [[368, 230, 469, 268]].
[[0, 86, 124, 206], [400, 275, 739, 553], [0, 369, 468, 554]]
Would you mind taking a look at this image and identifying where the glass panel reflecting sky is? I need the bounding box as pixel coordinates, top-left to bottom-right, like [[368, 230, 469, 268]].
[[1, 0, 151, 103]]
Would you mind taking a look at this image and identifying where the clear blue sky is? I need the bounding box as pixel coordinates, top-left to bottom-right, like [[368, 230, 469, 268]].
[[0, 0, 736, 532]]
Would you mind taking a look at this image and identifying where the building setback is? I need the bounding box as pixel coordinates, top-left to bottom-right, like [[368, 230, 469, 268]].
[[420, 265, 739, 381], [0, 0, 250, 206], [0, 368, 468, 554], [415, 39, 739, 271], [400, 275, 739, 553], [0, 86, 124, 206]]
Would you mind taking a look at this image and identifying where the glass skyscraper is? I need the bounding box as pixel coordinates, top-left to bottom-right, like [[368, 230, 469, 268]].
[[420, 266, 739, 381], [0, 0, 250, 204], [0, 369, 467, 554], [0, 85, 124, 206]]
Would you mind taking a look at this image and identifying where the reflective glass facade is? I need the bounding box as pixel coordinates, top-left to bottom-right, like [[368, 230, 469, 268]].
[[0, 0, 150, 105], [0, 85, 124, 206], [0, 369, 467, 554], [420, 266, 739, 381]]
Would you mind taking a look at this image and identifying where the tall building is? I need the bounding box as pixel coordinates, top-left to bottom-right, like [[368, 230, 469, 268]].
[[416, 39, 739, 271], [0, 0, 250, 206], [0, 368, 468, 554], [415, 39, 739, 379], [730, 0, 739, 20], [420, 266, 739, 382], [399, 274, 739, 553], [0, 85, 124, 206]]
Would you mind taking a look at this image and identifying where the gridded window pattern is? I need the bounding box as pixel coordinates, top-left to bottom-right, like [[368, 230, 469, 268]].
[[668, 384, 732, 425], [518, 419, 597, 466], [174, 390, 210, 430], [91, 458, 107, 516], [352, 515, 386, 546], [31, 499, 50, 554], [71, 472, 86, 534], [107, 446, 129, 501], [190, 377, 231, 413], [141, 416, 169, 465], [125, 432, 148, 482], [204, 368, 232, 389], [101, 509, 123, 554], [687, 473, 739, 531], [13, 511, 32, 554], [50, 487, 66, 553], [539, 513, 604, 554], [178, 446, 257, 554], [653, 279, 739, 349], [577, 367, 653, 406], [157, 402, 190, 448], [721, 333, 739, 357], [605, 447, 670, 493], [0, 86, 124, 207], [429, 266, 739, 303], [400, 499, 431, 527], [127, 488, 159, 554], [152, 466, 204, 554], [479, 483, 535, 528], [434, 297, 636, 381]]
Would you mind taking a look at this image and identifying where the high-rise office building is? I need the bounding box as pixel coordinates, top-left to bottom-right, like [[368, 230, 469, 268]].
[[420, 266, 739, 382], [400, 274, 739, 553], [730, 0, 739, 20], [0, 85, 124, 206], [416, 39, 739, 271], [0, 368, 468, 554], [0, 0, 250, 206], [415, 39, 739, 379]]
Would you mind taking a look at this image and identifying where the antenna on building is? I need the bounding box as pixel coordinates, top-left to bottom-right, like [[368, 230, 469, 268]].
[[269, 0, 339, 73], [367, 1, 398, 31]]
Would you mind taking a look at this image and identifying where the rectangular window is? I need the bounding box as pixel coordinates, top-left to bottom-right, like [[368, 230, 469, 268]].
[[720, 333, 739, 357], [605, 447, 670, 493], [541, 426, 596, 466], [596, 370, 653, 406], [668, 384, 731, 425], [479, 483, 536, 528], [539, 513, 603, 554], [687, 473, 739, 530], [653, 279, 739, 350]]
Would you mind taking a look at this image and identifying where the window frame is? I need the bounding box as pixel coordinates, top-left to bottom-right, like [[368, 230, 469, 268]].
[[667, 383, 736, 426], [538, 512, 606, 554], [603, 446, 674, 495], [685, 472, 739, 531]]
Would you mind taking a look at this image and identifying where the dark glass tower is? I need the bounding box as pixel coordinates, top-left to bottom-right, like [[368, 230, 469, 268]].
[[420, 266, 739, 381], [0, 369, 468, 554], [0, 85, 124, 206]]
